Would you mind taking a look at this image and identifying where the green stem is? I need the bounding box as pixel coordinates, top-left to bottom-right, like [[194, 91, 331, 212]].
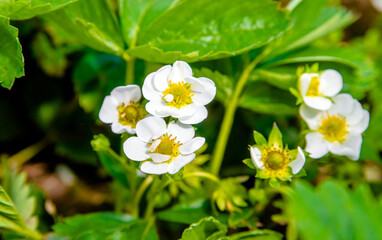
[[210, 50, 270, 176], [125, 56, 136, 85], [144, 177, 171, 220], [132, 175, 154, 218], [183, 171, 220, 183]]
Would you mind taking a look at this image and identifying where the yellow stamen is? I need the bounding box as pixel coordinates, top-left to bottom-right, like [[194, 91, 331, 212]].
[[306, 75, 320, 96], [162, 81, 193, 109], [117, 102, 145, 128], [319, 114, 348, 143], [148, 134, 182, 161]]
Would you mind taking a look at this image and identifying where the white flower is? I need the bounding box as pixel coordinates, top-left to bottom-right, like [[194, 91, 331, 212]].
[[99, 85, 146, 134], [299, 69, 343, 110], [142, 61, 216, 124], [123, 116, 205, 175], [300, 93, 370, 160]]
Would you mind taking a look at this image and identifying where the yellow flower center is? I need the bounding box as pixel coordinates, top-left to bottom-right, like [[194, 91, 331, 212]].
[[318, 114, 348, 143], [162, 81, 193, 109], [267, 152, 285, 170], [306, 75, 320, 96], [117, 102, 145, 128], [149, 134, 182, 159], [256, 147, 293, 181]]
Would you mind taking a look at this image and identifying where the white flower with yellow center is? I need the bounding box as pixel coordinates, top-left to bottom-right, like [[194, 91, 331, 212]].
[[300, 93, 370, 160], [142, 61, 216, 124], [123, 116, 205, 175], [249, 124, 305, 185], [299, 69, 343, 110], [99, 85, 146, 134]]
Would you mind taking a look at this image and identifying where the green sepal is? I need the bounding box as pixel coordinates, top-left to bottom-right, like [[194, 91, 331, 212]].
[[255, 169, 269, 179], [268, 123, 283, 149], [242, 158, 256, 170], [269, 178, 280, 188], [294, 168, 307, 178], [289, 87, 303, 105], [253, 131, 267, 146], [279, 168, 293, 182]]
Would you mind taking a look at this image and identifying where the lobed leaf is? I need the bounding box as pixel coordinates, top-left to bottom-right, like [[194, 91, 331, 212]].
[[0, 16, 24, 89], [127, 0, 290, 63], [181, 217, 227, 240], [45, 0, 124, 56], [0, 0, 77, 20]]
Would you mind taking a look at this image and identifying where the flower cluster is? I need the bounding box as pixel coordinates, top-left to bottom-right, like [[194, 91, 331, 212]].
[[298, 68, 370, 160], [99, 61, 216, 174]]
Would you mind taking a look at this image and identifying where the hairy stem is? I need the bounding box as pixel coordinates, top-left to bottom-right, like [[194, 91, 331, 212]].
[[210, 50, 269, 176], [183, 171, 220, 183]]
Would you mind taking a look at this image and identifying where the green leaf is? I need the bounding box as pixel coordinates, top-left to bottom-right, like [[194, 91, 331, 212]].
[[118, 0, 175, 47], [0, 0, 77, 20], [193, 68, 233, 106], [45, 0, 124, 56], [2, 164, 38, 231], [0, 16, 24, 89], [127, 0, 290, 63], [266, 3, 355, 59], [32, 32, 68, 77], [238, 82, 297, 116], [53, 212, 158, 240], [96, 152, 130, 188], [156, 199, 228, 225], [72, 52, 126, 117], [0, 186, 40, 239], [242, 158, 256, 170], [181, 217, 228, 240], [284, 180, 382, 240], [228, 229, 283, 240], [253, 131, 267, 146]]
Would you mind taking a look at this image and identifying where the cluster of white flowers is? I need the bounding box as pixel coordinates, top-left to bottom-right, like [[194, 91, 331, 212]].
[[298, 69, 370, 160], [99, 61, 216, 174]]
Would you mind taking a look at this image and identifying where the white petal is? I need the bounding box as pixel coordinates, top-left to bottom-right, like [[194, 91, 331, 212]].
[[328, 134, 362, 160], [164, 94, 174, 102], [99, 96, 118, 123], [319, 69, 343, 97], [136, 116, 167, 142], [110, 85, 141, 104], [299, 73, 318, 96], [149, 153, 171, 163], [305, 132, 329, 159], [111, 122, 126, 134], [299, 104, 323, 130], [351, 110, 369, 134], [250, 147, 264, 169], [178, 105, 208, 124], [169, 61, 193, 83], [140, 161, 169, 175], [145, 100, 172, 117], [289, 147, 305, 174], [345, 100, 364, 125], [328, 93, 355, 117], [167, 121, 195, 143], [179, 137, 205, 155], [153, 65, 172, 91], [187, 77, 216, 105], [142, 72, 162, 101], [148, 139, 161, 152], [125, 126, 136, 135], [303, 96, 333, 111], [170, 103, 197, 118], [168, 154, 195, 174], [123, 137, 149, 161]]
